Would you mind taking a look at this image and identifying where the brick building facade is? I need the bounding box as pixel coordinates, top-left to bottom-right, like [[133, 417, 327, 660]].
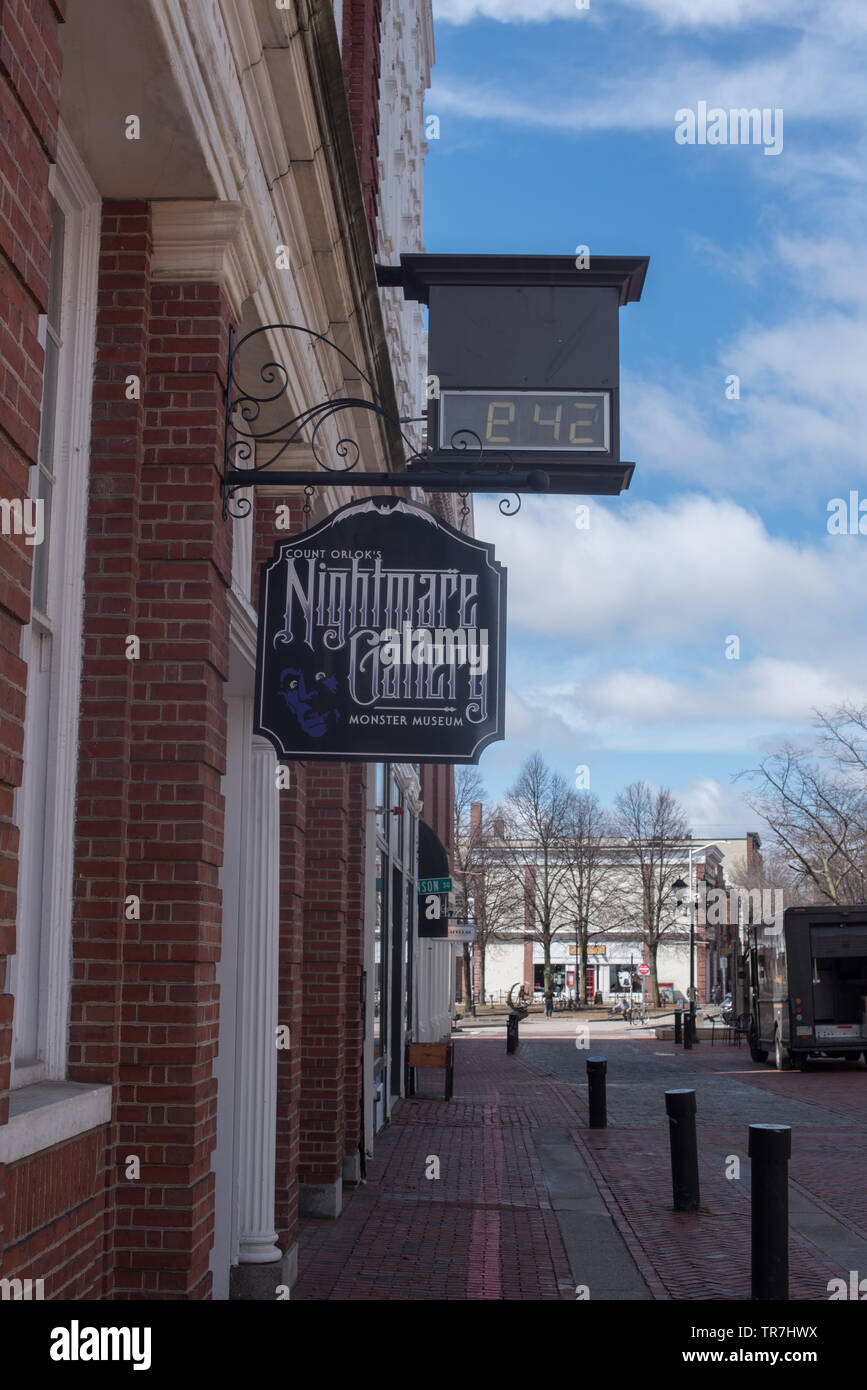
[[0, 0, 448, 1301]]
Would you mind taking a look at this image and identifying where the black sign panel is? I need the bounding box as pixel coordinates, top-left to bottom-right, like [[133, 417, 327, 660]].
[[254, 497, 506, 763]]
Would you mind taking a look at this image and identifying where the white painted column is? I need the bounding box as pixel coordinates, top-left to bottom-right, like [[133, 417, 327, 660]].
[[237, 737, 281, 1264]]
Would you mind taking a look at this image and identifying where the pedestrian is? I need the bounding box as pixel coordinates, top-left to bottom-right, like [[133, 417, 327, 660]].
[[543, 985, 554, 1018], [712, 983, 722, 1006]]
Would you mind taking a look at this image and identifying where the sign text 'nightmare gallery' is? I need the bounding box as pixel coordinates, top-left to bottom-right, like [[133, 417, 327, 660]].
[[254, 498, 506, 762]]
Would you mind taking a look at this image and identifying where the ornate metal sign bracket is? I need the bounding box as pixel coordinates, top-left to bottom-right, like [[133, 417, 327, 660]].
[[221, 322, 542, 521]]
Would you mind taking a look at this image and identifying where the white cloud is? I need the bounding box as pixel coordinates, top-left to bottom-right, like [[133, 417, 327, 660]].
[[433, 0, 864, 34], [477, 492, 867, 757], [482, 494, 866, 651], [679, 777, 756, 840]]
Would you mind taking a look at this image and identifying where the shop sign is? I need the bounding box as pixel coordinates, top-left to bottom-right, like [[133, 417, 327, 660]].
[[448, 923, 476, 943], [254, 498, 506, 763]]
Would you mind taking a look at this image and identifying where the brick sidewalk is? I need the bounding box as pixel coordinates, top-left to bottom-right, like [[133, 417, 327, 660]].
[[292, 1035, 855, 1301], [292, 1039, 579, 1300]]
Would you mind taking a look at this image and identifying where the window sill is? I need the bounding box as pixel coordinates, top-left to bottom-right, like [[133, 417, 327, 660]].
[[0, 1080, 112, 1165]]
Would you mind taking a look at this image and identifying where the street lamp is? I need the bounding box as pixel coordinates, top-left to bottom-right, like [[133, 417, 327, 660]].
[[673, 843, 717, 1045]]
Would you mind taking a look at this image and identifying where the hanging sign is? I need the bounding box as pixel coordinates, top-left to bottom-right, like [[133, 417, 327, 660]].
[[254, 497, 507, 763]]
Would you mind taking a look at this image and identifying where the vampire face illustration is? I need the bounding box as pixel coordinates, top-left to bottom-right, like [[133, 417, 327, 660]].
[[277, 662, 340, 738]]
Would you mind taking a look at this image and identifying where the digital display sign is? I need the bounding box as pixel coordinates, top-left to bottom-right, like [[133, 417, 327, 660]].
[[438, 390, 610, 454]]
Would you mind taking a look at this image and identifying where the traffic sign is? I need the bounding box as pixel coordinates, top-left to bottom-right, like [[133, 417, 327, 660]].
[[419, 876, 452, 895], [637, 963, 650, 977]]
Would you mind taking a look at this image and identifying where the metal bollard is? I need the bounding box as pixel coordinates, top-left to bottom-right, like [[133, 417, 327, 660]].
[[749, 1124, 791, 1300], [587, 1056, 607, 1129], [674, 1009, 683, 1045], [506, 1011, 519, 1055], [683, 1009, 693, 1050], [665, 1089, 700, 1212]]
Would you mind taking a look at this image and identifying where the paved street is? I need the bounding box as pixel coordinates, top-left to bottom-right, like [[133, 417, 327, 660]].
[[293, 1021, 867, 1300]]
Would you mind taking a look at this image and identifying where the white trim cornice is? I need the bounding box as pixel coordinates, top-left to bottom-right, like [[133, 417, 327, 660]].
[[150, 199, 255, 318]]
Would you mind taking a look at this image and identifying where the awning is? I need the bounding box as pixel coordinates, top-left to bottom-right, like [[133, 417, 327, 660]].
[[417, 819, 450, 939]]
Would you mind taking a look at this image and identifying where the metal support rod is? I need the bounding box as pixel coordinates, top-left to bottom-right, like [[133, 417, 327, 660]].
[[749, 1124, 791, 1300], [224, 468, 551, 494], [587, 1056, 607, 1129], [665, 1089, 700, 1212]]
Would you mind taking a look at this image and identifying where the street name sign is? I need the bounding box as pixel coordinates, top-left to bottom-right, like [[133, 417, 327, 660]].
[[419, 876, 452, 894]]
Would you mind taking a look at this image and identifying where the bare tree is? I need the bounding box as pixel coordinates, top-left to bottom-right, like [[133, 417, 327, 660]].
[[453, 765, 486, 1008], [726, 843, 810, 909], [463, 814, 521, 1005], [560, 792, 621, 1005], [612, 781, 691, 1005], [499, 753, 575, 992], [738, 744, 867, 904]]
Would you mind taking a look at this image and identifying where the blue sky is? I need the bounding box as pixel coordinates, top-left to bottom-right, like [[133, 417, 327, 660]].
[[422, 0, 867, 834]]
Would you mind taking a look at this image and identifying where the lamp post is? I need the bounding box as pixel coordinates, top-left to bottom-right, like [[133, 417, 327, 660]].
[[673, 843, 716, 1045]]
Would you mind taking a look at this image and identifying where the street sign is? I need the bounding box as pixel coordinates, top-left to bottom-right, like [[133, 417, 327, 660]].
[[419, 876, 452, 895], [447, 923, 476, 943], [637, 963, 650, 977]]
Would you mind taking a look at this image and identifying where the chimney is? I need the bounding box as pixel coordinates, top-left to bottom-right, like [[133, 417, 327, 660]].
[[494, 816, 504, 839], [470, 802, 482, 832], [746, 831, 761, 874]]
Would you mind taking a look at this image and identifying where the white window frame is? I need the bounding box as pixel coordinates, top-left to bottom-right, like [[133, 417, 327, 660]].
[[9, 125, 100, 1086]]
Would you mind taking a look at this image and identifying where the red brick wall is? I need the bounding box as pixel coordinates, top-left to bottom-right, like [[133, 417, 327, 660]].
[[0, 0, 65, 1275], [1, 1128, 107, 1298], [300, 761, 350, 1191], [342, 0, 382, 248], [419, 764, 454, 860], [343, 762, 366, 1167], [256, 496, 305, 1255], [110, 278, 231, 1298], [68, 200, 152, 1298]]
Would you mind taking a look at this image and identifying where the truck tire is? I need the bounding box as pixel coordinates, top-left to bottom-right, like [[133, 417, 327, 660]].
[[774, 1029, 793, 1071]]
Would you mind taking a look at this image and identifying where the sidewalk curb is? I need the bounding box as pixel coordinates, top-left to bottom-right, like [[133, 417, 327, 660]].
[[504, 1046, 669, 1300], [569, 1127, 669, 1301]]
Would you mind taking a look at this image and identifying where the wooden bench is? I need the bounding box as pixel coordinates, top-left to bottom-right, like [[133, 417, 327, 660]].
[[405, 1041, 455, 1100]]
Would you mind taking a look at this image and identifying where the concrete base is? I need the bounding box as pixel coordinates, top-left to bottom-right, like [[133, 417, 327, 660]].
[[229, 1245, 297, 1301], [342, 1151, 362, 1185], [299, 1176, 343, 1218]]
